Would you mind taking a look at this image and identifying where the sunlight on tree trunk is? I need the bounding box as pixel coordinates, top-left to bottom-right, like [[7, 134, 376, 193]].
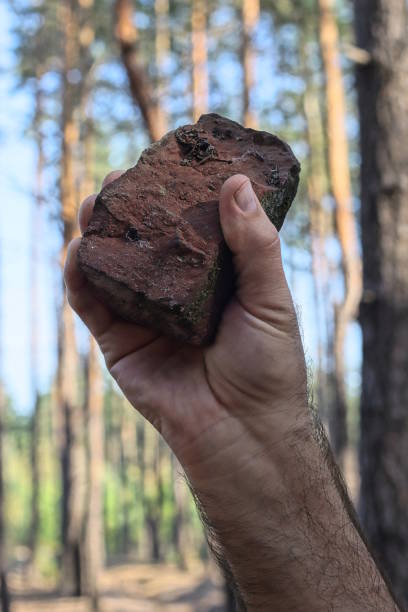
[[241, 0, 259, 128], [28, 78, 45, 566], [84, 338, 105, 606], [155, 0, 169, 137], [58, 0, 86, 595], [318, 0, 362, 467], [303, 60, 333, 424], [191, 0, 208, 122]]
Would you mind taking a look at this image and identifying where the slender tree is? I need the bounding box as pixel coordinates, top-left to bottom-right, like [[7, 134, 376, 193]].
[[171, 453, 188, 569], [58, 0, 87, 595], [28, 76, 45, 563], [318, 0, 362, 466], [155, 0, 170, 137], [355, 0, 408, 604], [84, 338, 105, 605], [114, 0, 162, 141], [191, 0, 208, 121], [241, 0, 259, 128], [302, 47, 333, 421], [79, 62, 106, 600]]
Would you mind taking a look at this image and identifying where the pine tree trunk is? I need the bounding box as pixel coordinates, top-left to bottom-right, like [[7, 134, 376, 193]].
[[144, 426, 162, 563], [171, 454, 188, 569], [154, 0, 169, 137], [83, 337, 105, 605], [28, 80, 44, 562], [302, 57, 332, 422], [355, 0, 408, 604], [318, 0, 362, 466], [135, 416, 146, 558], [114, 0, 162, 142], [241, 0, 259, 128], [191, 0, 208, 121], [119, 407, 131, 556], [58, 0, 86, 595]]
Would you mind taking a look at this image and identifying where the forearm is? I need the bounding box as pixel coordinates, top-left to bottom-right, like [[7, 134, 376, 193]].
[[184, 405, 399, 611]]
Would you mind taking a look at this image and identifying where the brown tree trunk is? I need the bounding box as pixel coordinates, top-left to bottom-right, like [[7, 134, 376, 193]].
[[171, 453, 188, 569], [154, 0, 169, 137], [58, 0, 86, 595], [80, 101, 105, 603], [302, 58, 333, 423], [28, 79, 45, 562], [318, 0, 362, 466], [144, 425, 162, 563], [114, 0, 162, 142], [83, 337, 105, 605], [191, 0, 208, 121], [355, 0, 408, 605], [241, 0, 259, 128], [119, 406, 132, 556]]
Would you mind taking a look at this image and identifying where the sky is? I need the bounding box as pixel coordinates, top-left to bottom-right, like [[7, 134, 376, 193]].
[[0, 1, 361, 413], [0, 2, 58, 411]]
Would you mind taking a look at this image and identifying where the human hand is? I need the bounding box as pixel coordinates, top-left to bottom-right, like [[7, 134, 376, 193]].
[[65, 171, 398, 611], [64, 171, 308, 477]]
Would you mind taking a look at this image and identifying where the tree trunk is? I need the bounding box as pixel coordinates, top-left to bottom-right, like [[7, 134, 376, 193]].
[[302, 55, 333, 423], [83, 337, 105, 604], [171, 453, 188, 569], [241, 0, 259, 128], [58, 0, 86, 595], [318, 0, 362, 466], [28, 79, 45, 562], [144, 425, 162, 563], [191, 0, 208, 121], [154, 0, 169, 137], [119, 406, 131, 556], [355, 0, 408, 604], [114, 0, 162, 142]]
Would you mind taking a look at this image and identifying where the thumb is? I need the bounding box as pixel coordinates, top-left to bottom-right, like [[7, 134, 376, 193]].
[[219, 174, 294, 326]]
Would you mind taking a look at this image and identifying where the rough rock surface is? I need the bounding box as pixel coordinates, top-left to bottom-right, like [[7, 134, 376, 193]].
[[78, 114, 300, 345]]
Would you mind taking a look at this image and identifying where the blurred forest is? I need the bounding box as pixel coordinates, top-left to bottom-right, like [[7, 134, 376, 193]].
[[1, 0, 408, 610]]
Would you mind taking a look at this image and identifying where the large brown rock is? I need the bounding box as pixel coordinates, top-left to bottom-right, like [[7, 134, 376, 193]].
[[78, 114, 300, 345]]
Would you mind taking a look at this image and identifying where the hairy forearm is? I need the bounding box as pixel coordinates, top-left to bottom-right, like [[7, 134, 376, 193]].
[[185, 406, 399, 611]]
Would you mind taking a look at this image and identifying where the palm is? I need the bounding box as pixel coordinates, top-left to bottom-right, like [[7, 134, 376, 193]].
[[96, 290, 299, 456]]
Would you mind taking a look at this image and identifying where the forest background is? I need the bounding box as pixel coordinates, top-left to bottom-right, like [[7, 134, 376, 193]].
[[1, 0, 407, 610]]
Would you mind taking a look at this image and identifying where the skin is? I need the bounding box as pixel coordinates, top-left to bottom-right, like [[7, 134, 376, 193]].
[[65, 171, 399, 611]]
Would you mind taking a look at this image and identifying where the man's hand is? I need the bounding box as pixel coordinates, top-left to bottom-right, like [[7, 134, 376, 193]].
[[65, 172, 398, 611], [65, 172, 307, 469]]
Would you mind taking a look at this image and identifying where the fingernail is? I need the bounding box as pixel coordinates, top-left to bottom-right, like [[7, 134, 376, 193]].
[[234, 181, 257, 213]]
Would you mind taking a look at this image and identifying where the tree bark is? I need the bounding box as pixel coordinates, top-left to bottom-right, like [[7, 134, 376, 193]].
[[318, 0, 362, 466], [191, 0, 208, 122], [154, 0, 169, 137], [83, 337, 105, 604], [58, 0, 86, 595], [171, 453, 188, 569], [355, 0, 408, 604], [114, 0, 162, 142], [241, 0, 259, 128], [28, 78, 45, 562], [144, 425, 163, 563], [302, 50, 333, 423]]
